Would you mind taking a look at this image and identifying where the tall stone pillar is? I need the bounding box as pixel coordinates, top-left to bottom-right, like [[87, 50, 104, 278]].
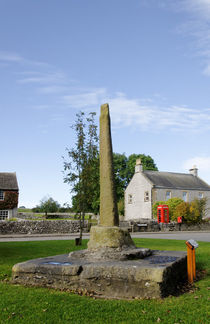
[[100, 103, 119, 227], [88, 103, 134, 250]]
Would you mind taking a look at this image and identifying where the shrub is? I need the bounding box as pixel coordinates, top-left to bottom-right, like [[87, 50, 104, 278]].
[[173, 202, 190, 222], [173, 198, 206, 224], [167, 198, 184, 220]]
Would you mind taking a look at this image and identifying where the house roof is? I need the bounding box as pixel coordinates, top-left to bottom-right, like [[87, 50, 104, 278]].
[[0, 173, 19, 190], [143, 170, 210, 191]]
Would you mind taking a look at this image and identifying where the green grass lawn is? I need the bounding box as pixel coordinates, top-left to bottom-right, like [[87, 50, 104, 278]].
[[0, 238, 209, 324]]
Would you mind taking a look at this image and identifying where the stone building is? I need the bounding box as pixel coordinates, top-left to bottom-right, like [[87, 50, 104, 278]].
[[124, 160, 210, 221], [0, 173, 19, 220]]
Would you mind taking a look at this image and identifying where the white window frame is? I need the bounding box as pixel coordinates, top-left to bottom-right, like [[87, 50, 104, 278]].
[[0, 210, 9, 220], [144, 191, 149, 202], [166, 191, 171, 200], [182, 191, 188, 202], [0, 190, 4, 200], [128, 194, 133, 204], [199, 192, 204, 199]]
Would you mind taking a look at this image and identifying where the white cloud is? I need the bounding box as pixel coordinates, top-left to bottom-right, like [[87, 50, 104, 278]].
[[203, 63, 210, 75], [183, 156, 210, 173], [161, 0, 210, 75], [38, 85, 69, 94], [148, 1, 210, 75], [62, 89, 210, 132], [63, 88, 107, 108], [0, 51, 23, 62], [182, 155, 210, 184], [184, 0, 210, 18], [17, 71, 66, 85], [2, 50, 210, 133]]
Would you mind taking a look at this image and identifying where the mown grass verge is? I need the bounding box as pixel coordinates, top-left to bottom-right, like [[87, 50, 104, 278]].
[[0, 238, 209, 324]]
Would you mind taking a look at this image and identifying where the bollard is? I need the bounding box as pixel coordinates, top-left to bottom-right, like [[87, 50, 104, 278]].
[[185, 239, 199, 284]]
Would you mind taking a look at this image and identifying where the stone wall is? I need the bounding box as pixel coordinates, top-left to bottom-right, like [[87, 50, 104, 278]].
[[0, 219, 209, 235], [120, 220, 210, 232], [0, 220, 89, 235]]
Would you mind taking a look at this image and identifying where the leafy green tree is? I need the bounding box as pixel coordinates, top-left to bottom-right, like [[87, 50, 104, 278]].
[[167, 197, 184, 220], [113, 153, 128, 202], [39, 197, 60, 216], [186, 198, 206, 224], [173, 202, 191, 223], [63, 112, 99, 242]]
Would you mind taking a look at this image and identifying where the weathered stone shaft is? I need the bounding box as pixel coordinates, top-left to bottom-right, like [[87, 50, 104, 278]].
[[99, 103, 119, 226]]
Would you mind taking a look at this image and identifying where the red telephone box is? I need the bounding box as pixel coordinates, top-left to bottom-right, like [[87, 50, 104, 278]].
[[157, 205, 169, 223]]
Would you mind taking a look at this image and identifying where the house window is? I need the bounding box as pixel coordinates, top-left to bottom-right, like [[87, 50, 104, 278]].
[[166, 191, 171, 200], [144, 191, 149, 202], [0, 190, 4, 200], [128, 194, 133, 204], [153, 190, 157, 202], [199, 192, 204, 199], [182, 191, 188, 202], [0, 210, 8, 220]]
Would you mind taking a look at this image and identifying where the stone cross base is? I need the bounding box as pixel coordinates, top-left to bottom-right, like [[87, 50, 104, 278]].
[[87, 225, 135, 250], [12, 250, 187, 299]]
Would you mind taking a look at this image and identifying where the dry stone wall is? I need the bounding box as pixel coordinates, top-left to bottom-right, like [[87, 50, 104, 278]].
[[120, 220, 210, 232], [0, 220, 88, 235]]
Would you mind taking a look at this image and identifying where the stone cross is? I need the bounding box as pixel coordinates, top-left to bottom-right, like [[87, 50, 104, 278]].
[[99, 103, 119, 227]]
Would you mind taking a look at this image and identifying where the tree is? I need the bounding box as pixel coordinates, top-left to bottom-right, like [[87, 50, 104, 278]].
[[113, 153, 128, 202], [173, 202, 191, 223], [63, 112, 99, 242], [39, 197, 60, 216]]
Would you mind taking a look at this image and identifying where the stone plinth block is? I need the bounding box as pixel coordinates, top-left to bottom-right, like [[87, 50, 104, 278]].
[[87, 225, 135, 250], [12, 250, 187, 299]]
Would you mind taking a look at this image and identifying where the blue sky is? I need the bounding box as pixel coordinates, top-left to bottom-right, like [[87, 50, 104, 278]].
[[1, 0, 210, 207]]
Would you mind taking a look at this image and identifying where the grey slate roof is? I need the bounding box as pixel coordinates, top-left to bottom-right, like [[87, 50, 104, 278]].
[[143, 171, 210, 191], [0, 173, 19, 190]]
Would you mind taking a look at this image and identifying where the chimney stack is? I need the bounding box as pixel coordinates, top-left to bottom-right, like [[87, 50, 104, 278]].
[[189, 165, 198, 177], [135, 158, 143, 173]]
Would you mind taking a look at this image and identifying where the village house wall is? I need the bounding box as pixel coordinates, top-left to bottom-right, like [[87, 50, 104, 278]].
[[125, 172, 153, 220], [125, 161, 210, 221]]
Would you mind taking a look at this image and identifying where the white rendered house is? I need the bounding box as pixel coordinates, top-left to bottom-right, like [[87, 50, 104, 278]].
[[124, 160, 210, 221]]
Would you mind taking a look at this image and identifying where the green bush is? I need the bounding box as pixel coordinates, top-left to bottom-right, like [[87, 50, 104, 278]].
[[166, 198, 184, 220], [173, 202, 190, 222]]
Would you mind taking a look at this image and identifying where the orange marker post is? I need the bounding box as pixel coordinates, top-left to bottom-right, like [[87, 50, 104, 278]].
[[192, 248, 196, 280], [185, 239, 198, 284]]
